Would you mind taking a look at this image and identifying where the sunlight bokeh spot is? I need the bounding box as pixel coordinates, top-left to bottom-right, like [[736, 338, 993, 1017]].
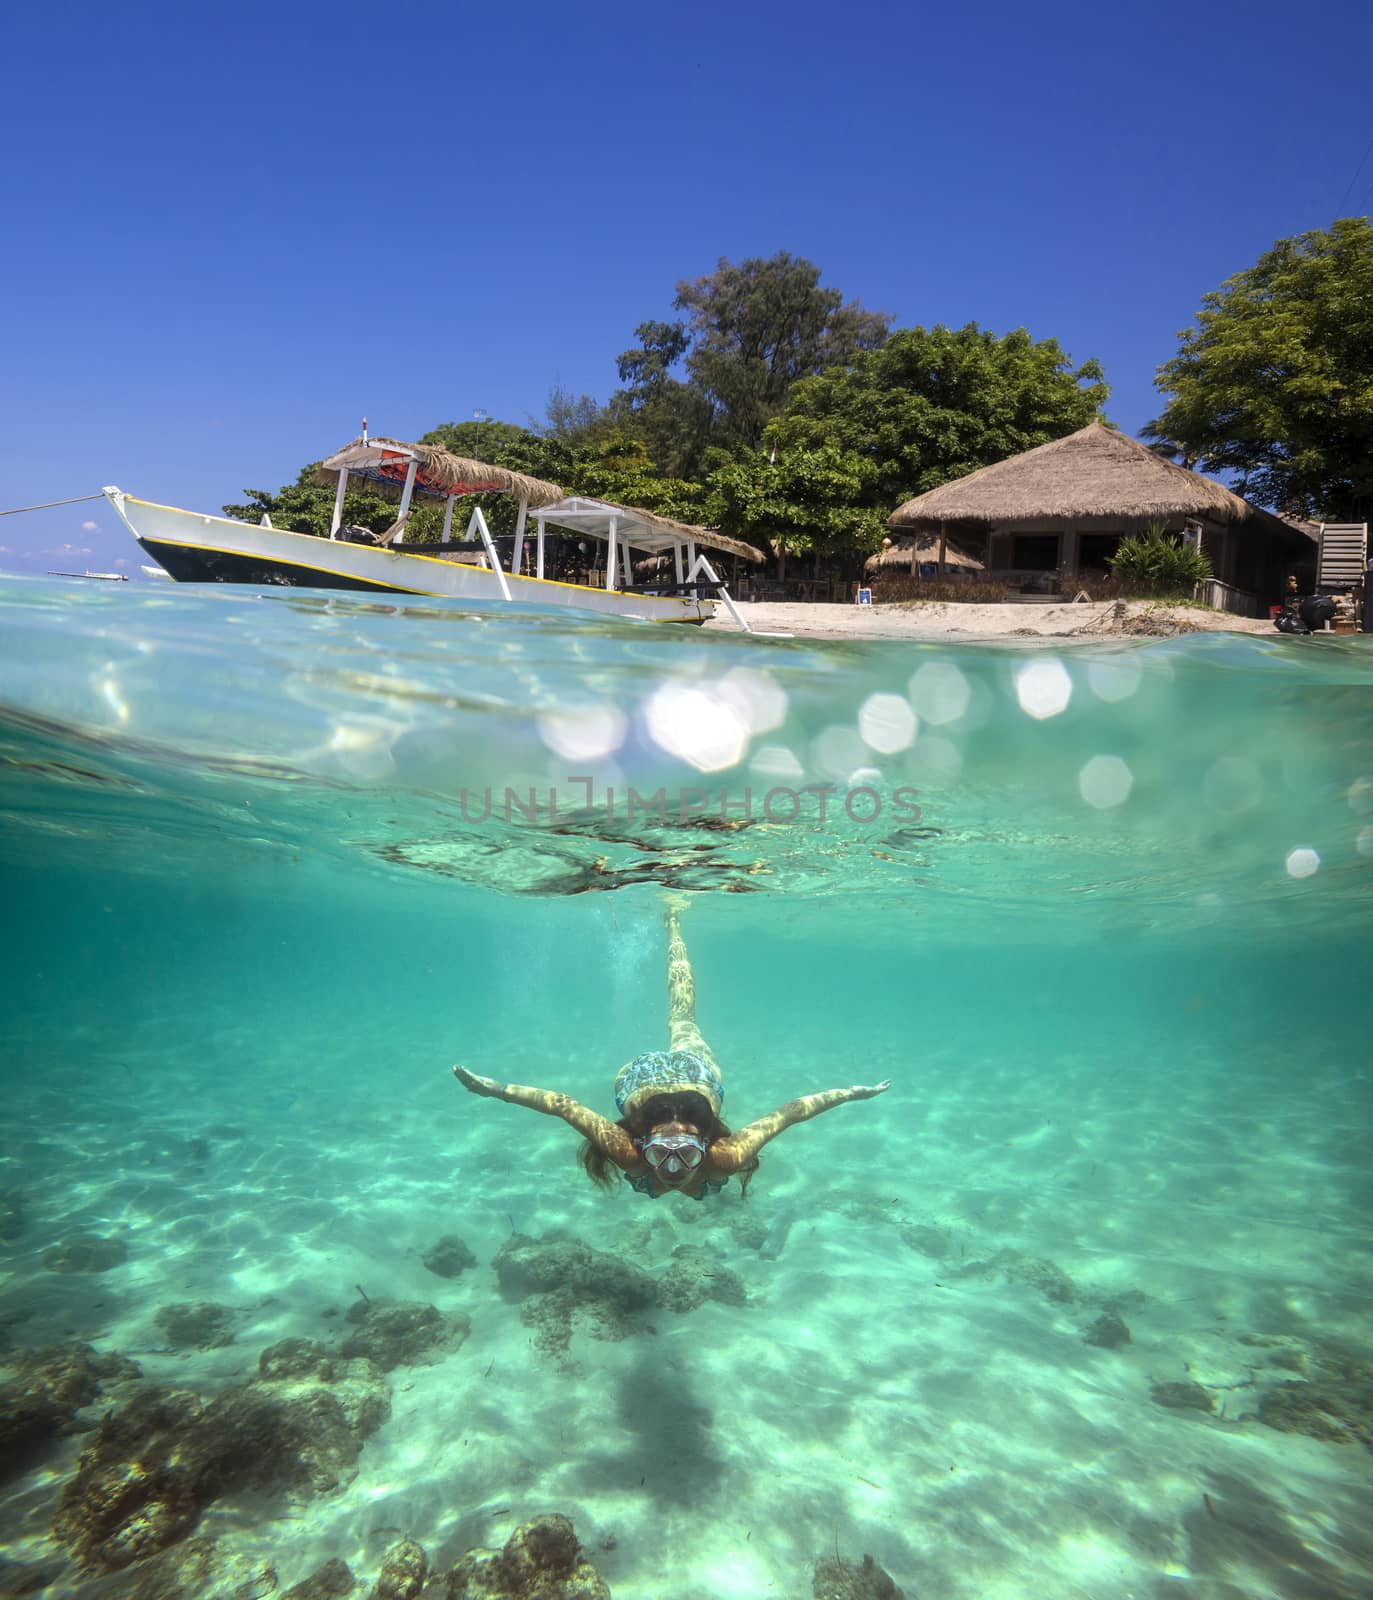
[[1079, 754, 1133, 809], [1086, 654, 1143, 703], [646, 682, 749, 772], [749, 744, 804, 781], [907, 661, 970, 724], [1015, 658, 1073, 719], [718, 667, 788, 734], [858, 692, 917, 754], [1285, 847, 1320, 879], [812, 724, 870, 780], [537, 702, 628, 762]]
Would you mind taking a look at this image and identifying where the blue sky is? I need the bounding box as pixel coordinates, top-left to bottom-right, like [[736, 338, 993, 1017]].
[[3, 0, 1371, 575]]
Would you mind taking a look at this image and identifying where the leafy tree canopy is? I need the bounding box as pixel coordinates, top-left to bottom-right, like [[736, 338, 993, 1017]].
[[768, 323, 1108, 511], [222, 472, 398, 540], [705, 442, 887, 572], [613, 252, 890, 464], [1146, 218, 1373, 518]]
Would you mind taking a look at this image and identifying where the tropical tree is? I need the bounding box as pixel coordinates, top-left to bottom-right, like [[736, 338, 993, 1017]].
[[765, 323, 1108, 511], [612, 252, 890, 466], [222, 473, 397, 540], [1146, 218, 1373, 518], [705, 443, 886, 575]]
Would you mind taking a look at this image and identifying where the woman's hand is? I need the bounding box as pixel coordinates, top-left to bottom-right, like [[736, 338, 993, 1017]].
[[849, 1080, 892, 1100], [452, 1064, 504, 1099]]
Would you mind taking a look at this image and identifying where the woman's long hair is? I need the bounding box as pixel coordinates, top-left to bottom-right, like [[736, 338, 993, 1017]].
[[579, 1097, 759, 1196]]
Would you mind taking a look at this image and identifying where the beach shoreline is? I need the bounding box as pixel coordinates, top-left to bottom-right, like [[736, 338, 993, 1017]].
[[704, 597, 1277, 641]]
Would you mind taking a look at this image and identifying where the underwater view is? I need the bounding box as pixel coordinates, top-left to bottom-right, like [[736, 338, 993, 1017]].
[[2, 575, 1371, 1600]]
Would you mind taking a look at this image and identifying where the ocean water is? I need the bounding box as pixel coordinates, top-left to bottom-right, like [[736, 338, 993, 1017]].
[[1, 575, 1371, 1600]]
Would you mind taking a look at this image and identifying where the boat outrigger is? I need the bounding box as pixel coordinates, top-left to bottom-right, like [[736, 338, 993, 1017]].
[[104, 433, 763, 629]]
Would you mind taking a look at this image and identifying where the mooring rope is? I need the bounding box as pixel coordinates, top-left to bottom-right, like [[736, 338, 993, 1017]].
[[0, 493, 105, 517]]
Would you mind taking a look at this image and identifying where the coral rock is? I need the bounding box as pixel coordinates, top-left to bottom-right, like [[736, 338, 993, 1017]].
[[54, 1351, 390, 1570], [423, 1235, 477, 1279], [372, 1538, 427, 1600], [340, 1302, 470, 1372], [657, 1245, 747, 1313], [1149, 1380, 1214, 1413], [813, 1552, 905, 1599], [0, 1343, 141, 1483], [1083, 1313, 1131, 1350], [445, 1515, 610, 1600], [493, 1234, 657, 1362]]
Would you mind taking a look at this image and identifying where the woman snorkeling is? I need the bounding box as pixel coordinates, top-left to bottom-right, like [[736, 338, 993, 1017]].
[[452, 899, 890, 1199]]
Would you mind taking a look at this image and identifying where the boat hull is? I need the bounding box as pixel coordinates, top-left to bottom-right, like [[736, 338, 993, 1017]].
[[109, 494, 716, 624]]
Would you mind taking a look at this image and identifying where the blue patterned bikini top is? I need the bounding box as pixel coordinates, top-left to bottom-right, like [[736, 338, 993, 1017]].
[[624, 1171, 729, 1201]]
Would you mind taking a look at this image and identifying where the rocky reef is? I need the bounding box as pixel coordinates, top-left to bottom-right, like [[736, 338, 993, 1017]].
[[812, 1551, 905, 1599], [423, 1234, 478, 1279], [445, 1514, 610, 1600], [339, 1299, 470, 1371], [493, 1231, 746, 1364], [53, 1338, 390, 1570], [0, 1341, 141, 1483], [1257, 1339, 1373, 1450]]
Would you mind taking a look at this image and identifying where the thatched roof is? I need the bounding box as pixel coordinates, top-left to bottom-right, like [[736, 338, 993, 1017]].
[[317, 436, 564, 508], [536, 496, 765, 563], [866, 532, 984, 574], [888, 422, 1253, 529]]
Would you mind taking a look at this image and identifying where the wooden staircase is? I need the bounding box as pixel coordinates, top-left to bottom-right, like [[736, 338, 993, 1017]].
[[1316, 522, 1368, 590]]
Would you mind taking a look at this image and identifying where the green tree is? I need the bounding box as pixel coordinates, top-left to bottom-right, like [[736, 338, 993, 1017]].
[[609, 253, 890, 471], [609, 320, 716, 479], [565, 433, 705, 522], [768, 323, 1108, 510], [705, 444, 887, 574], [222, 471, 397, 539], [675, 252, 889, 451], [1146, 218, 1373, 518]]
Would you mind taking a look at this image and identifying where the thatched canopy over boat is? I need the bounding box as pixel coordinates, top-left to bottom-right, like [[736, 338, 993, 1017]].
[[889, 422, 1252, 532], [537, 496, 766, 563], [317, 436, 564, 508]]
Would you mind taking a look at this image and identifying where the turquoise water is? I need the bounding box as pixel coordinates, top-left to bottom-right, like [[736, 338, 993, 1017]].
[[2, 576, 1371, 1598]]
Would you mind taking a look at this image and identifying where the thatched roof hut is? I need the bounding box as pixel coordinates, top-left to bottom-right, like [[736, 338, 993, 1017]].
[[882, 422, 1314, 612], [865, 532, 983, 575], [317, 436, 565, 508], [889, 422, 1250, 531]]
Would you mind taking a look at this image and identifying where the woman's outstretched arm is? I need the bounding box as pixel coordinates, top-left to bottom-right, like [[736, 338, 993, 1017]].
[[452, 1066, 638, 1167], [708, 1081, 891, 1172]]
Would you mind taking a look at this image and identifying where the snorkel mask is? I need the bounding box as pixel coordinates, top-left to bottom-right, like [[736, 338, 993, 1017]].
[[641, 1131, 707, 1184]]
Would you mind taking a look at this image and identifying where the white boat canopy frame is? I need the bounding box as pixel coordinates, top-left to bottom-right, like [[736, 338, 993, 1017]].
[[530, 497, 762, 630]]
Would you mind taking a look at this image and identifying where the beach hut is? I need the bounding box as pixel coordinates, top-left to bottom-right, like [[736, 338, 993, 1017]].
[[865, 532, 984, 578], [887, 422, 1314, 614]]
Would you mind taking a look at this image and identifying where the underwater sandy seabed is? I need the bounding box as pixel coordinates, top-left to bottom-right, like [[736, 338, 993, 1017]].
[[2, 987, 1371, 1600]]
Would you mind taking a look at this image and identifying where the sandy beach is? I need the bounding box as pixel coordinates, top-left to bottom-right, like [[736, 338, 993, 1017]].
[[705, 597, 1277, 641]]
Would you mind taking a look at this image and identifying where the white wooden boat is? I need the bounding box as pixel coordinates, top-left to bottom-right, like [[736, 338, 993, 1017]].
[[105, 434, 762, 629]]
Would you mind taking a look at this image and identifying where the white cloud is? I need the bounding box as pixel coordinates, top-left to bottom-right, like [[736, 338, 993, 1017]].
[[81, 520, 99, 532]]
